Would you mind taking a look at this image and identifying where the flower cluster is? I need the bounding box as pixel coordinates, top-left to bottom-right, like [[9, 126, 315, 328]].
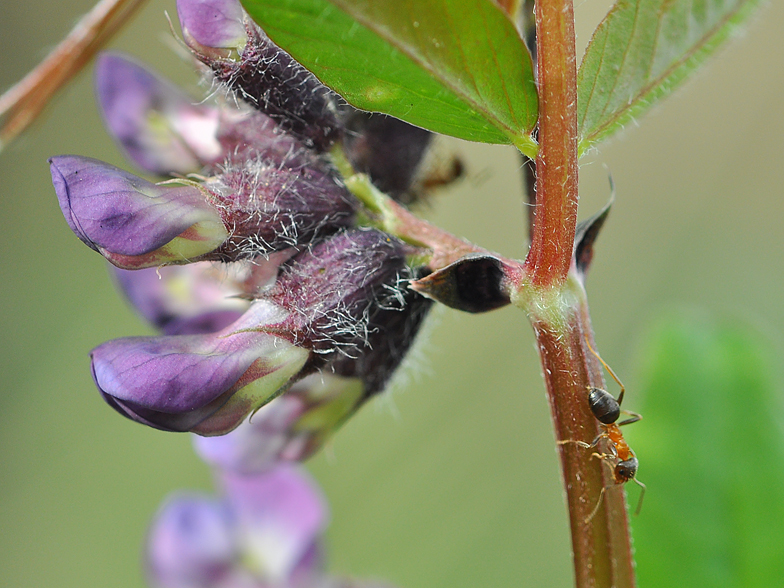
[[50, 0, 455, 442], [49, 0, 463, 586]]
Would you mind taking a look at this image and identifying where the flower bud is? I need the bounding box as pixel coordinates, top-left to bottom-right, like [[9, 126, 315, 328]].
[[177, 0, 341, 150], [342, 112, 434, 200], [51, 154, 357, 269], [92, 298, 310, 435], [204, 155, 357, 260], [95, 52, 223, 176], [193, 250, 433, 470], [50, 155, 229, 269], [268, 228, 411, 360], [92, 229, 414, 435]]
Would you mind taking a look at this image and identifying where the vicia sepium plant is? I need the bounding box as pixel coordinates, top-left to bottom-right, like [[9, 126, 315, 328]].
[[0, 0, 760, 585]]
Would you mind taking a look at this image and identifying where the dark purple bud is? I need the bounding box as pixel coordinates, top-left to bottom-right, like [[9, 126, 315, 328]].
[[95, 52, 223, 176], [91, 299, 310, 435], [193, 373, 364, 472], [215, 106, 306, 165], [270, 228, 411, 360], [145, 493, 237, 588], [49, 155, 228, 269], [205, 155, 357, 260], [177, 0, 341, 150], [332, 279, 434, 394], [343, 113, 433, 200]]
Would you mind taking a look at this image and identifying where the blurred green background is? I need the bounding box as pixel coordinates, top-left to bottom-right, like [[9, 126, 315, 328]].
[[1, 1, 783, 587]]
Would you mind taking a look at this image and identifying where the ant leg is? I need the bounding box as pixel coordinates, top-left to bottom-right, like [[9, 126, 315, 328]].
[[618, 411, 642, 427], [558, 430, 608, 451], [585, 486, 607, 524], [585, 337, 626, 406], [632, 478, 646, 515], [557, 439, 592, 449]]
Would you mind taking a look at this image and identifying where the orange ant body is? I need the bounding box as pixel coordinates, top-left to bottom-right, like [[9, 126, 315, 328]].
[[560, 338, 646, 522]]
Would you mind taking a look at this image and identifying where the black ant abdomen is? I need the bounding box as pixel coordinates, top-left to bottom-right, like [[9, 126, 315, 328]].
[[587, 387, 621, 424]]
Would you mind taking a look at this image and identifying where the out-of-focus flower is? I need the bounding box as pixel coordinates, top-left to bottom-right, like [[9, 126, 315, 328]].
[[95, 52, 309, 178], [193, 373, 364, 471], [50, 153, 357, 269], [92, 229, 413, 435], [146, 464, 326, 588], [113, 263, 248, 336], [177, 0, 341, 151], [95, 52, 223, 176]]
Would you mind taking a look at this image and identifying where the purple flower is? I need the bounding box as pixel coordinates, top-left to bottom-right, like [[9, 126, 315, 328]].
[[193, 373, 364, 472], [111, 251, 298, 336], [177, 0, 341, 150], [95, 52, 309, 177], [95, 52, 223, 176], [146, 465, 326, 588], [177, 0, 248, 56], [50, 154, 357, 269], [50, 155, 228, 269], [92, 298, 311, 435], [92, 229, 414, 435]]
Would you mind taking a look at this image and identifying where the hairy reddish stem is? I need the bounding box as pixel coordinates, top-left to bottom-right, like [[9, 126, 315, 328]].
[[516, 1, 637, 586], [525, 0, 579, 287], [526, 279, 637, 588]]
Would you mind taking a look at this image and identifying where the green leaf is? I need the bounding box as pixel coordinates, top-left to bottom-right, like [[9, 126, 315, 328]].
[[631, 314, 784, 587], [241, 0, 538, 155], [578, 0, 764, 154]]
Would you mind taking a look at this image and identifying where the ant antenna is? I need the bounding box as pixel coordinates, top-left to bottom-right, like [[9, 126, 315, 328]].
[[584, 477, 646, 523]]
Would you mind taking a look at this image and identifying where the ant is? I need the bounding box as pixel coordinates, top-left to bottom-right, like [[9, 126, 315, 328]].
[[559, 337, 646, 523]]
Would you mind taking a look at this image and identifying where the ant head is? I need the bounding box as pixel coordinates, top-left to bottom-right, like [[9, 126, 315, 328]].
[[614, 456, 638, 484], [588, 387, 620, 424]]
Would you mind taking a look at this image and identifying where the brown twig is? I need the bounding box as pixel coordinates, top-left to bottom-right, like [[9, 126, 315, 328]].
[[0, 0, 149, 151]]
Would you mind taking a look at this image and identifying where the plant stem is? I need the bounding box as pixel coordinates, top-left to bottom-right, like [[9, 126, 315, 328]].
[[525, 0, 579, 288], [517, 1, 637, 586]]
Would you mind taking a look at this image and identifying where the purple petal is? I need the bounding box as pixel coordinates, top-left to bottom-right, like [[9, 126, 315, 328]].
[[111, 263, 251, 335], [220, 465, 326, 582], [193, 374, 364, 472], [95, 53, 222, 175], [50, 156, 227, 266], [146, 493, 236, 588], [177, 0, 247, 51], [92, 300, 310, 433], [193, 390, 306, 472]]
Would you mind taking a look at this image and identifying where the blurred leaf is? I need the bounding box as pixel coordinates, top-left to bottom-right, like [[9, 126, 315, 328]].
[[631, 314, 784, 587], [577, 0, 764, 154], [242, 0, 538, 154]]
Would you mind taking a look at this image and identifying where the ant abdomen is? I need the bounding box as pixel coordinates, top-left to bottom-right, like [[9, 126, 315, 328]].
[[587, 387, 620, 424]]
